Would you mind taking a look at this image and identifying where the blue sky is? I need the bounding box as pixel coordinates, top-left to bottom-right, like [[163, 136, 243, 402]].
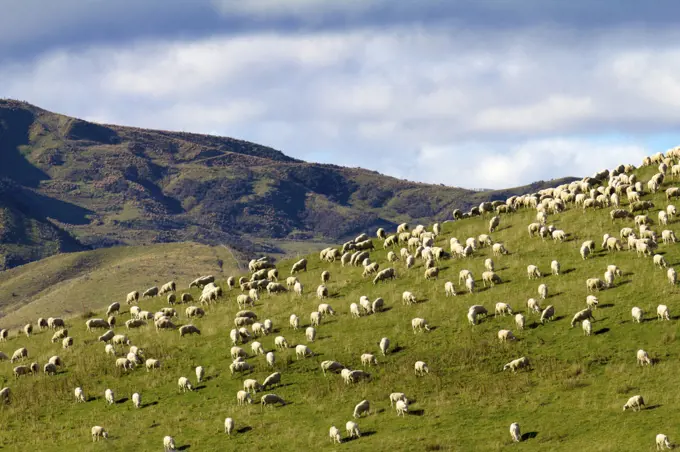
[[2, 0, 680, 188]]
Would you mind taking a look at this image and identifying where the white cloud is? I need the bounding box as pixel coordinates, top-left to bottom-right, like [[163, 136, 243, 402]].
[[2, 26, 680, 188]]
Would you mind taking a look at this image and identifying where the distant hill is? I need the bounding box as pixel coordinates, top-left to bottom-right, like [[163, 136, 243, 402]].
[[0, 99, 577, 269]]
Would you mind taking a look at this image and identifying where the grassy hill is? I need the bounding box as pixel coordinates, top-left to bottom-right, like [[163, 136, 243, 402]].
[[0, 157, 676, 451], [0, 99, 577, 270]]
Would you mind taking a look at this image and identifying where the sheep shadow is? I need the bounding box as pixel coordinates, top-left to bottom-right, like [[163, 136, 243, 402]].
[[142, 401, 159, 408], [594, 328, 610, 335], [178, 445, 191, 451], [552, 316, 566, 322], [87, 396, 99, 402], [562, 268, 576, 275], [613, 280, 632, 288], [646, 404, 662, 411], [115, 397, 129, 404], [391, 345, 406, 354], [204, 376, 215, 382], [427, 326, 439, 332], [599, 303, 615, 309], [522, 432, 538, 441], [379, 307, 393, 313], [195, 385, 207, 391], [408, 409, 425, 416], [236, 426, 252, 434], [547, 292, 563, 299]]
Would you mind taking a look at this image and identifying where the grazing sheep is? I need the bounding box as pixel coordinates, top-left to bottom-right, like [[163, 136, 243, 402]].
[[538, 284, 548, 300], [261, 393, 286, 409], [125, 319, 147, 329], [360, 353, 378, 366], [142, 286, 159, 298], [310, 311, 321, 327], [243, 378, 263, 394], [318, 303, 336, 316], [230, 361, 254, 375], [266, 351, 275, 368], [262, 372, 281, 389], [587, 278, 606, 292], [637, 349, 652, 366], [224, 417, 235, 436], [98, 330, 115, 343], [329, 425, 341, 444], [498, 329, 516, 342], [424, 267, 439, 280], [275, 336, 289, 349], [179, 324, 201, 337], [656, 434, 672, 450], [289, 314, 300, 330], [295, 344, 313, 359], [62, 337, 73, 349], [178, 377, 193, 393], [145, 359, 161, 371], [657, 304, 670, 320], [91, 426, 109, 442], [195, 366, 205, 383], [163, 435, 176, 451], [481, 271, 501, 287], [13, 365, 30, 378], [402, 291, 416, 306], [105, 389, 115, 405], [85, 318, 110, 332], [631, 307, 644, 323], [515, 313, 525, 330], [75, 387, 85, 403], [527, 298, 542, 314], [379, 337, 390, 356], [503, 356, 530, 372], [250, 341, 264, 356], [495, 302, 513, 317], [116, 357, 134, 371], [571, 308, 594, 327], [540, 305, 555, 324], [132, 392, 141, 408], [291, 258, 308, 274], [346, 420, 361, 439], [527, 265, 542, 279], [623, 395, 645, 411], [305, 326, 317, 342], [414, 361, 429, 376], [126, 291, 140, 304], [10, 347, 28, 363], [669, 267, 677, 285], [551, 260, 560, 276], [510, 422, 521, 442], [190, 275, 215, 288], [468, 305, 488, 325], [316, 285, 328, 300], [662, 230, 677, 244], [353, 399, 370, 418], [321, 360, 346, 375], [411, 317, 431, 333], [582, 319, 592, 336], [395, 399, 409, 416], [654, 254, 668, 268], [43, 362, 57, 375]]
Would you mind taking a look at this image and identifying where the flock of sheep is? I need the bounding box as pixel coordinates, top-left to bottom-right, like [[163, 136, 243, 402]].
[[2, 149, 680, 449]]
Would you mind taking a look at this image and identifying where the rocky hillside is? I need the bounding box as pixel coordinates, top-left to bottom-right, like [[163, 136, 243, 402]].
[[0, 99, 576, 269]]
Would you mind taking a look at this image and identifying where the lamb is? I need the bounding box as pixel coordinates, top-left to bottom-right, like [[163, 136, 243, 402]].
[[402, 291, 416, 306], [163, 436, 176, 451], [411, 318, 431, 333], [275, 336, 289, 349], [538, 284, 548, 300], [353, 399, 370, 418], [623, 394, 645, 411], [237, 390, 253, 405], [178, 376, 194, 392], [329, 426, 341, 444], [291, 258, 308, 274], [515, 314, 525, 330], [637, 349, 652, 366], [74, 386, 85, 403], [495, 302, 513, 317], [571, 308, 594, 327], [126, 291, 140, 304], [503, 356, 530, 372], [105, 388, 115, 405], [91, 426, 109, 442], [10, 347, 28, 363], [498, 329, 516, 342], [656, 434, 672, 450], [657, 304, 670, 320], [295, 344, 313, 359], [262, 372, 281, 389], [261, 393, 286, 409], [379, 337, 390, 355], [510, 423, 521, 442], [145, 359, 161, 371], [179, 325, 201, 337], [540, 305, 555, 324], [414, 361, 429, 376]]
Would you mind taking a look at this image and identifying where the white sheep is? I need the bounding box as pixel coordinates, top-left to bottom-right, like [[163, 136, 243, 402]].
[[632, 307, 644, 323], [586, 295, 599, 309], [350, 303, 361, 318], [465, 276, 475, 294], [503, 357, 530, 372], [527, 298, 542, 314], [538, 284, 548, 300], [402, 291, 416, 306], [310, 311, 321, 327], [396, 399, 408, 416], [163, 435, 176, 451], [295, 344, 313, 359], [145, 359, 161, 371], [551, 260, 560, 276], [498, 329, 516, 342], [414, 361, 429, 376], [195, 366, 205, 383], [656, 434, 672, 450], [353, 399, 370, 418], [305, 326, 316, 342], [515, 314, 525, 330], [329, 425, 341, 444], [224, 417, 235, 435], [657, 304, 670, 321], [243, 378, 263, 393], [289, 314, 299, 330], [105, 388, 115, 405], [654, 254, 668, 268], [495, 302, 513, 317], [361, 353, 378, 366], [251, 341, 265, 356], [318, 303, 336, 316], [411, 317, 431, 333], [132, 392, 141, 408], [237, 390, 252, 405], [260, 393, 286, 409], [390, 392, 407, 407], [75, 387, 85, 403], [379, 337, 390, 356], [346, 420, 361, 438], [637, 349, 652, 366], [178, 377, 193, 392], [527, 265, 541, 279], [444, 281, 456, 297], [316, 284, 328, 299], [275, 336, 289, 349], [266, 351, 275, 367], [669, 267, 677, 285], [91, 426, 109, 442], [510, 422, 521, 442], [623, 395, 645, 411]]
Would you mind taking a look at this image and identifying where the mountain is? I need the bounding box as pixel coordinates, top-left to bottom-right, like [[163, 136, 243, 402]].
[[0, 99, 577, 269]]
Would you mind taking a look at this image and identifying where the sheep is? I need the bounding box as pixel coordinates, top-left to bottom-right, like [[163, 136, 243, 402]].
[[402, 291, 416, 306], [623, 395, 645, 411], [291, 258, 308, 274], [492, 243, 509, 255], [85, 318, 109, 332], [116, 357, 134, 371], [262, 372, 281, 390], [125, 319, 146, 329], [662, 229, 677, 244], [142, 286, 159, 298], [289, 314, 300, 330], [510, 422, 521, 443], [515, 313, 525, 330], [495, 302, 513, 317], [243, 378, 263, 394], [468, 305, 488, 325], [178, 376, 193, 392], [105, 388, 115, 405], [540, 305, 555, 324], [91, 426, 109, 442], [503, 356, 530, 372], [582, 318, 592, 336], [526, 298, 541, 314], [550, 260, 560, 276], [631, 307, 644, 323], [195, 365, 205, 383], [587, 278, 606, 291], [275, 336, 289, 349], [669, 267, 677, 285], [295, 344, 313, 359], [411, 317, 431, 333], [321, 360, 345, 375], [179, 325, 201, 337], [263, 319, 273, 334], [465, 276, 475, 294], [498, 329, 516, 342], [538, 284, 548, 300], [424, 267, 439, 280], [131, 392, 141, 408], [637, 349, 652, 366], [163, 435, 176, 451], [379, 337, 390, 356], [112, 334, 130, 346], [10, 347, 28, 363], [329, 425, 341, 444], [145, 359, 161, 371], [42, 362, 57, 375], [353, 399, 370, 418], [261, 393, 286, 409], [414, 361, 429, 376], [527, 265, 542, 279], [394, 399, 409, 416], [126, 291, 140, 304], [656, 434, 672, 450], [654, 254, 669, 269], [98, 330, 115, 343], [316, 285, 328, 300], [74, 387, 85, 403], [657, 304, 670, 321], [190, 275, 215, 288], [372, 267, 396, 284], [230, 361, 254, 375], [571, 308, 594, 327]]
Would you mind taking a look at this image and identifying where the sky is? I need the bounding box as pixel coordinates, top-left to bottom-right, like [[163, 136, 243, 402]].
[[2, 1, 680, 189]]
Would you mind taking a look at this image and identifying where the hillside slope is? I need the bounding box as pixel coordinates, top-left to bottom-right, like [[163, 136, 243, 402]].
[[0, 99, 576, 269], [0, 155, 678, 450]]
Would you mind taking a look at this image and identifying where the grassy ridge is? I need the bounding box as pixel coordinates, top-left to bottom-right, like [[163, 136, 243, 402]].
[[0, 163, 679, 450]]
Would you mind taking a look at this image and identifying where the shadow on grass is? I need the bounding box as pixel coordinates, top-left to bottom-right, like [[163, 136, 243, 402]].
[[115, 397, 128, 404], [142, 401, 159, 408], [522, 432, 538, 441], [345, 431, 376, 442], [594, 328, 610, 335], [613, 280, 632, 288], [562, 268, 576, 275], [195, 385, 207, 390], [553, 315, 566, 322], [547, 292, 563, 299], [409, 409, 425, 416], [646, 404, 662, 410], [380, 307, 393, 313], [178, 445, 191, 451], [87, 396, 99, 402], [391, 346, 406, 354], [599, 303, 615, 309], [236, 426, 252, 434]]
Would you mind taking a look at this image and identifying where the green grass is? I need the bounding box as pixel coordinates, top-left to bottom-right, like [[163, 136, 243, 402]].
[[1, 164, 680, 451]]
